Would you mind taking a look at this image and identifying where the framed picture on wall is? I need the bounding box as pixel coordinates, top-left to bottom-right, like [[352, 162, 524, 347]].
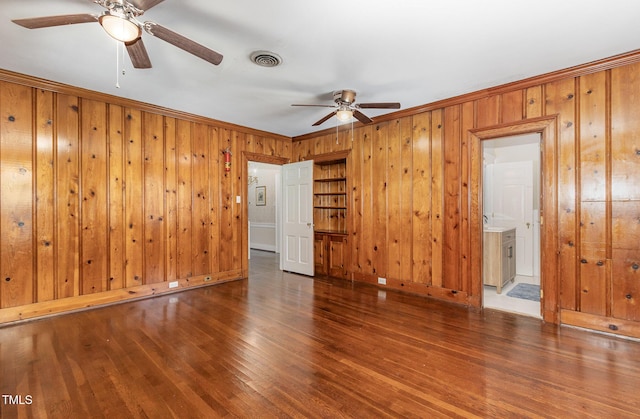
[[256, 186, 266, 206]]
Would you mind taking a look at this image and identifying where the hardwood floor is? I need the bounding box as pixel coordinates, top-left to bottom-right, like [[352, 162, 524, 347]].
[[1, 250, 639, 418]]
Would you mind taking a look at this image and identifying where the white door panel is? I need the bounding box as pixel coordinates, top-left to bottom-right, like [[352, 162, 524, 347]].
[[281, 160, 314, 276], [490, 161, 534, 276]]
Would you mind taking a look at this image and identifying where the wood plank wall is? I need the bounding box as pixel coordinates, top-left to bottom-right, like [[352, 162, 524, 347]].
[[1, 52, 639, 339], [293, 56, 640, 339], [0, 72, 291, 323]]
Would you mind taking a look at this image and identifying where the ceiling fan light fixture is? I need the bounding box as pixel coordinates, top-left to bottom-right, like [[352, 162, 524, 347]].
[[99, 11, 141, 42], [336, 109, 353, 122]]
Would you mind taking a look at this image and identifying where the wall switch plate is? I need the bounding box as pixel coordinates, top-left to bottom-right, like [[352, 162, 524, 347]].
[[168, 281, 179, 289], [236, 195, 241, 203], [378, 277, 387, 285]]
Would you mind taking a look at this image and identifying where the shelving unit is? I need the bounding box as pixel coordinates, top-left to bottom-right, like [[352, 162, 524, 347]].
[[312, 151, 349, 279], [313, 172, 347, 234]]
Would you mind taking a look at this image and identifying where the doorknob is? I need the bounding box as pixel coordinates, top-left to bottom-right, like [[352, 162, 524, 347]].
[[526, 222, 531, 229], [307, 222, 313, 228]]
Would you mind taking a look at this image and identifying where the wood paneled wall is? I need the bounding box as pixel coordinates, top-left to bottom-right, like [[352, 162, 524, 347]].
[[2, 51, 640, 339], [293, 55, 640, 338], [0, 72, 291, 323]]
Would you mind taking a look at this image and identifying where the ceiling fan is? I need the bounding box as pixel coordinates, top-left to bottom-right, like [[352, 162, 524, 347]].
[[11, 0, 223, 69], [292, 89, 401, 126]]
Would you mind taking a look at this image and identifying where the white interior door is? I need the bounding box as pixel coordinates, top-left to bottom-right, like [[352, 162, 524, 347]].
[[490, 161, 534, 276], [281, 160, 314, 276]]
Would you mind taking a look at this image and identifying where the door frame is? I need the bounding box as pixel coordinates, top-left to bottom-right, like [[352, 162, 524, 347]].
[[470, 116, 559, 323], [242, 152, 289, 275]]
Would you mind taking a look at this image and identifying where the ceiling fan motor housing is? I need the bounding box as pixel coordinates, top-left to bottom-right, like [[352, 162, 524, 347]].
[[334, 89, 356, 105], [95, 0, 144, 18]]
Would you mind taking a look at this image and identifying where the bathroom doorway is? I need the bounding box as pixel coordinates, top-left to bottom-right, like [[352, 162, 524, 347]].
[[482, 133, 541, 318]]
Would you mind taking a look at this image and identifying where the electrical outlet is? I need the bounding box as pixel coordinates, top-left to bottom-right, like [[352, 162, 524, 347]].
[[378, 277, 387, 285], [168, 281, 179, 289], [204, 276, 212, 282]]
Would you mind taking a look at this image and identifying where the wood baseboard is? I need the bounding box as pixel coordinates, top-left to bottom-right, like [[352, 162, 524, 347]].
[[351, 272, 470, 305], [561, 309, 640, 340], [0, 271, 244, 326]]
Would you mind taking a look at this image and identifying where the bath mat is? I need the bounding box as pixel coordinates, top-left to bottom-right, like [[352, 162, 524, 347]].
[[506, 283, 540, 302]]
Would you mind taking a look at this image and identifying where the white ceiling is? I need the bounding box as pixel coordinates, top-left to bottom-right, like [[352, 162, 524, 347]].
[[1, 0, 639, 138]]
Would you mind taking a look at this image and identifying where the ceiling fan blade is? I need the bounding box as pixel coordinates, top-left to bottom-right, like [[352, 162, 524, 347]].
[[291, 104, 337, 108], [126, 38, 152, 69], [357, 102, 401, 109], [312, 112, 337, 126], [129, 0, 165, 11], [144, 22, 223, 65], [353, 110, 373, 125], [12, 14, 96, 29]]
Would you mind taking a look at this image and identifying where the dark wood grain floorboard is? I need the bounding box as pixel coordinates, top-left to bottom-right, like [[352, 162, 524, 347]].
[[1, 250, 639, 418]]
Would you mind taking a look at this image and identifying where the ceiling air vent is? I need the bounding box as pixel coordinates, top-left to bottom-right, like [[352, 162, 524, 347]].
[[250, 50, 282, 67]]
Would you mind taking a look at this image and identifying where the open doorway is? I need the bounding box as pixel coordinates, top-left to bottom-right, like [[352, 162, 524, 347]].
[[244, 153, 314, 278], [248, 161, 282, 259], [482, 133, 541, 318]]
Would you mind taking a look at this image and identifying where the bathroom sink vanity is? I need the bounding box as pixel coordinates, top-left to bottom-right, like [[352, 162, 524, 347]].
[[483, 227, 516, 294]]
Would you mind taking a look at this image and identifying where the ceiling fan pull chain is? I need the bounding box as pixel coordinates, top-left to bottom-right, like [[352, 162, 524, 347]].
[[115, 39, 121, 88], [121, 39, 126, 77], [351, 118, 354, 142]]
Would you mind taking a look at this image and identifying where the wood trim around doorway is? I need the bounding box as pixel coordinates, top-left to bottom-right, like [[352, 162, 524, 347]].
[[469, 116, 559, 323]]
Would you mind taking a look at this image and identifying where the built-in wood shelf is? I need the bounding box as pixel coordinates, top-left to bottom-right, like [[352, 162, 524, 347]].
[[312, 151, 350, 280], [314, 177, 347, 183], [314, 229, 348, 235]]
